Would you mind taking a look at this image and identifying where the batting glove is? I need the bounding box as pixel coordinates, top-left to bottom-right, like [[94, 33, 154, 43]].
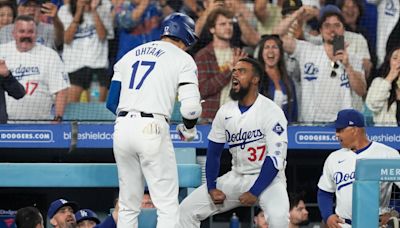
[[176, 124, 197, 141]]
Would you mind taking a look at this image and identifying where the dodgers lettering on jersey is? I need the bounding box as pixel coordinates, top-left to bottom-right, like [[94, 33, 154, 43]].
[[318, 141, 400, 220], [111, 40, 198, 118], [293, 40, 363, 122], [0, 41, 69, 120], [208, 94, 288, 178], [226, 128, 264, 149]]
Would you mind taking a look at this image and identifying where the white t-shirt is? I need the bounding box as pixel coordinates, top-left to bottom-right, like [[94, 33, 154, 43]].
[[1, 42, 70, 120], [58, 0, 114, 73], [208, 94, 288, 182], [318, 141, 400, 220], [366, 0, 400, 66], [112, 40, 198, 118], [293, 40, 363, 123]]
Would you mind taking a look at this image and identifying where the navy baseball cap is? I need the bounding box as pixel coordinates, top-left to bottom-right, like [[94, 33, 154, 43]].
[[19, 0, 43, 5], [47, 199, 79, 219], [75, 209, 100, 224], [319, 4, 342, 18], [334, 109, 365, 129]]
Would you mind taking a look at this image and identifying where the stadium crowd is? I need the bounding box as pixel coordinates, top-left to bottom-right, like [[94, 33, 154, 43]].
[[0, 0, 398, 126]]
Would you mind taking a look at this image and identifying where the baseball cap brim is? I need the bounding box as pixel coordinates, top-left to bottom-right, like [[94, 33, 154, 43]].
[[48, 201, 79, 219]]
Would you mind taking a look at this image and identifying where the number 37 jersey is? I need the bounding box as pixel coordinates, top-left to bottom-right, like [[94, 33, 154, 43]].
[[111, 40, 199, 118], [208, 94, 288, 176]]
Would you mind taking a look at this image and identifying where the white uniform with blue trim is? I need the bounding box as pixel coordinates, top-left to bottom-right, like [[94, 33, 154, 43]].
[[111, 40, 199, 228], [318, 141, 400, 226], [177, 94, 289, 228]]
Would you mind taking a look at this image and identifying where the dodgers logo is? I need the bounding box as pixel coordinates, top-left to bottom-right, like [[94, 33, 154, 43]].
[[226, 128, 264, 149], [303, 63, 318, 81], [334, 171, 355, 190], [273, 123, 284, 136], [164, 26, 170, 35]]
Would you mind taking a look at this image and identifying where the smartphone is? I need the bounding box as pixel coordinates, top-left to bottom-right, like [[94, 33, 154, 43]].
[[332, 35, 344, 55]]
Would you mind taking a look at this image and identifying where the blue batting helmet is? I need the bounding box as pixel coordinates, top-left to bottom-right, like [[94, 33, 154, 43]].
[[161, 13, 198, 47]]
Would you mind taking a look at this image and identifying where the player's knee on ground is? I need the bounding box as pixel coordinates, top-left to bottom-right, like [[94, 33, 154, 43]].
[[178, 83, 202, 121]]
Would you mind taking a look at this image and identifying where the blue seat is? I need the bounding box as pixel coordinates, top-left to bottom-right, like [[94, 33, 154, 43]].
[[138, 208, 157, 228], [171, 102, 182, 124], [63, 102, 115, 121]]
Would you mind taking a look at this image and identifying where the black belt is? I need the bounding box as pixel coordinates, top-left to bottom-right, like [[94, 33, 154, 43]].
[[118, 111, 168, 122], [344, 219, 352, 225]]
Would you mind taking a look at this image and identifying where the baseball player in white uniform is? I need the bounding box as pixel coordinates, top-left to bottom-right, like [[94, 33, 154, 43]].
[[177, 58, 289, 228], [106, 13, 202, 228], [1, 15, 69, 122], [317, 109, 400, 227]]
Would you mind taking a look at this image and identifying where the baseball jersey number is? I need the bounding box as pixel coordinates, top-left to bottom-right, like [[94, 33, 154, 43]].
[[25, 81, 38, 95], [247, 145, 267, 162], [129, 60, 156, 90]]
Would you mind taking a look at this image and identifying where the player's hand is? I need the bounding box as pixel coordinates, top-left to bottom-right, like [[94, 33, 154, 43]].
[[176, 124, 197, 141], [326, 214, 344, 228], [209, 189, 226, 205], [0, 60, 10, 77], [239, 192, 257, 206]]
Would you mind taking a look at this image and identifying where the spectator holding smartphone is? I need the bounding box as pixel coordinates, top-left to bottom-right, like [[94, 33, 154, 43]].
[[0, 0, 64, 50], [273, 5, 366, 123]]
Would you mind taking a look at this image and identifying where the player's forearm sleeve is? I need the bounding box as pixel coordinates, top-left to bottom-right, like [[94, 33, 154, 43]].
[[249, 156, 279, 197], [206, 140, 224, 191], [106, 81, 121, 115], [2, 74, 25, 99], [94, 215, 116, 228], [317, 188, 334, 223]]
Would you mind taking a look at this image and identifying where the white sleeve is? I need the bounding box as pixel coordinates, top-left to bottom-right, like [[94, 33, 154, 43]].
[[178, 55, 198, 85], [112, 60, 122, 82], [265, 110, 288, 170], [48, 51, 70, 94], [365, 78, 391, 112], [207, 107, 226, 143], [318, 155, 336, 192], [58, 5, 73, 29]]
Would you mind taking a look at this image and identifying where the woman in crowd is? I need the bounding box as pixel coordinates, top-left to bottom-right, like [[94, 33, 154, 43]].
[[366, 46, 400, 126], [58, 0, 114, 102], [256, 34, 297, 123]]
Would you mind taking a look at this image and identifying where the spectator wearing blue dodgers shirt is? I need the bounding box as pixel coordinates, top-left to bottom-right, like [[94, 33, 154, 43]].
[[75, 208, 117, 228], [48, 199, 79, 228]]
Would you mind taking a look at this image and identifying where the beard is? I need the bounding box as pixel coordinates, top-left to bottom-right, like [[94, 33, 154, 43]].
[[229, 85, 249, 101]]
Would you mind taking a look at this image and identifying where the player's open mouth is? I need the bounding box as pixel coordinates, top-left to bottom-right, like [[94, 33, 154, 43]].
[[232, 78, 239, 89]]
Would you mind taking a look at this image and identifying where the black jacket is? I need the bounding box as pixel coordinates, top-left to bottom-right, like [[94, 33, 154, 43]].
[[0, 73, 26, 124]]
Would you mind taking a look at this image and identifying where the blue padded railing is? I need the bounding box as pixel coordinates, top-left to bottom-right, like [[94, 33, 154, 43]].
[[0, 148, 201, 188], [0, 163, 201, 188]]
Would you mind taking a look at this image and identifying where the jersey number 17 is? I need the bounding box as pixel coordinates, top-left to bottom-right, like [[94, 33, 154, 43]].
[[129, 60, 156, 90]]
